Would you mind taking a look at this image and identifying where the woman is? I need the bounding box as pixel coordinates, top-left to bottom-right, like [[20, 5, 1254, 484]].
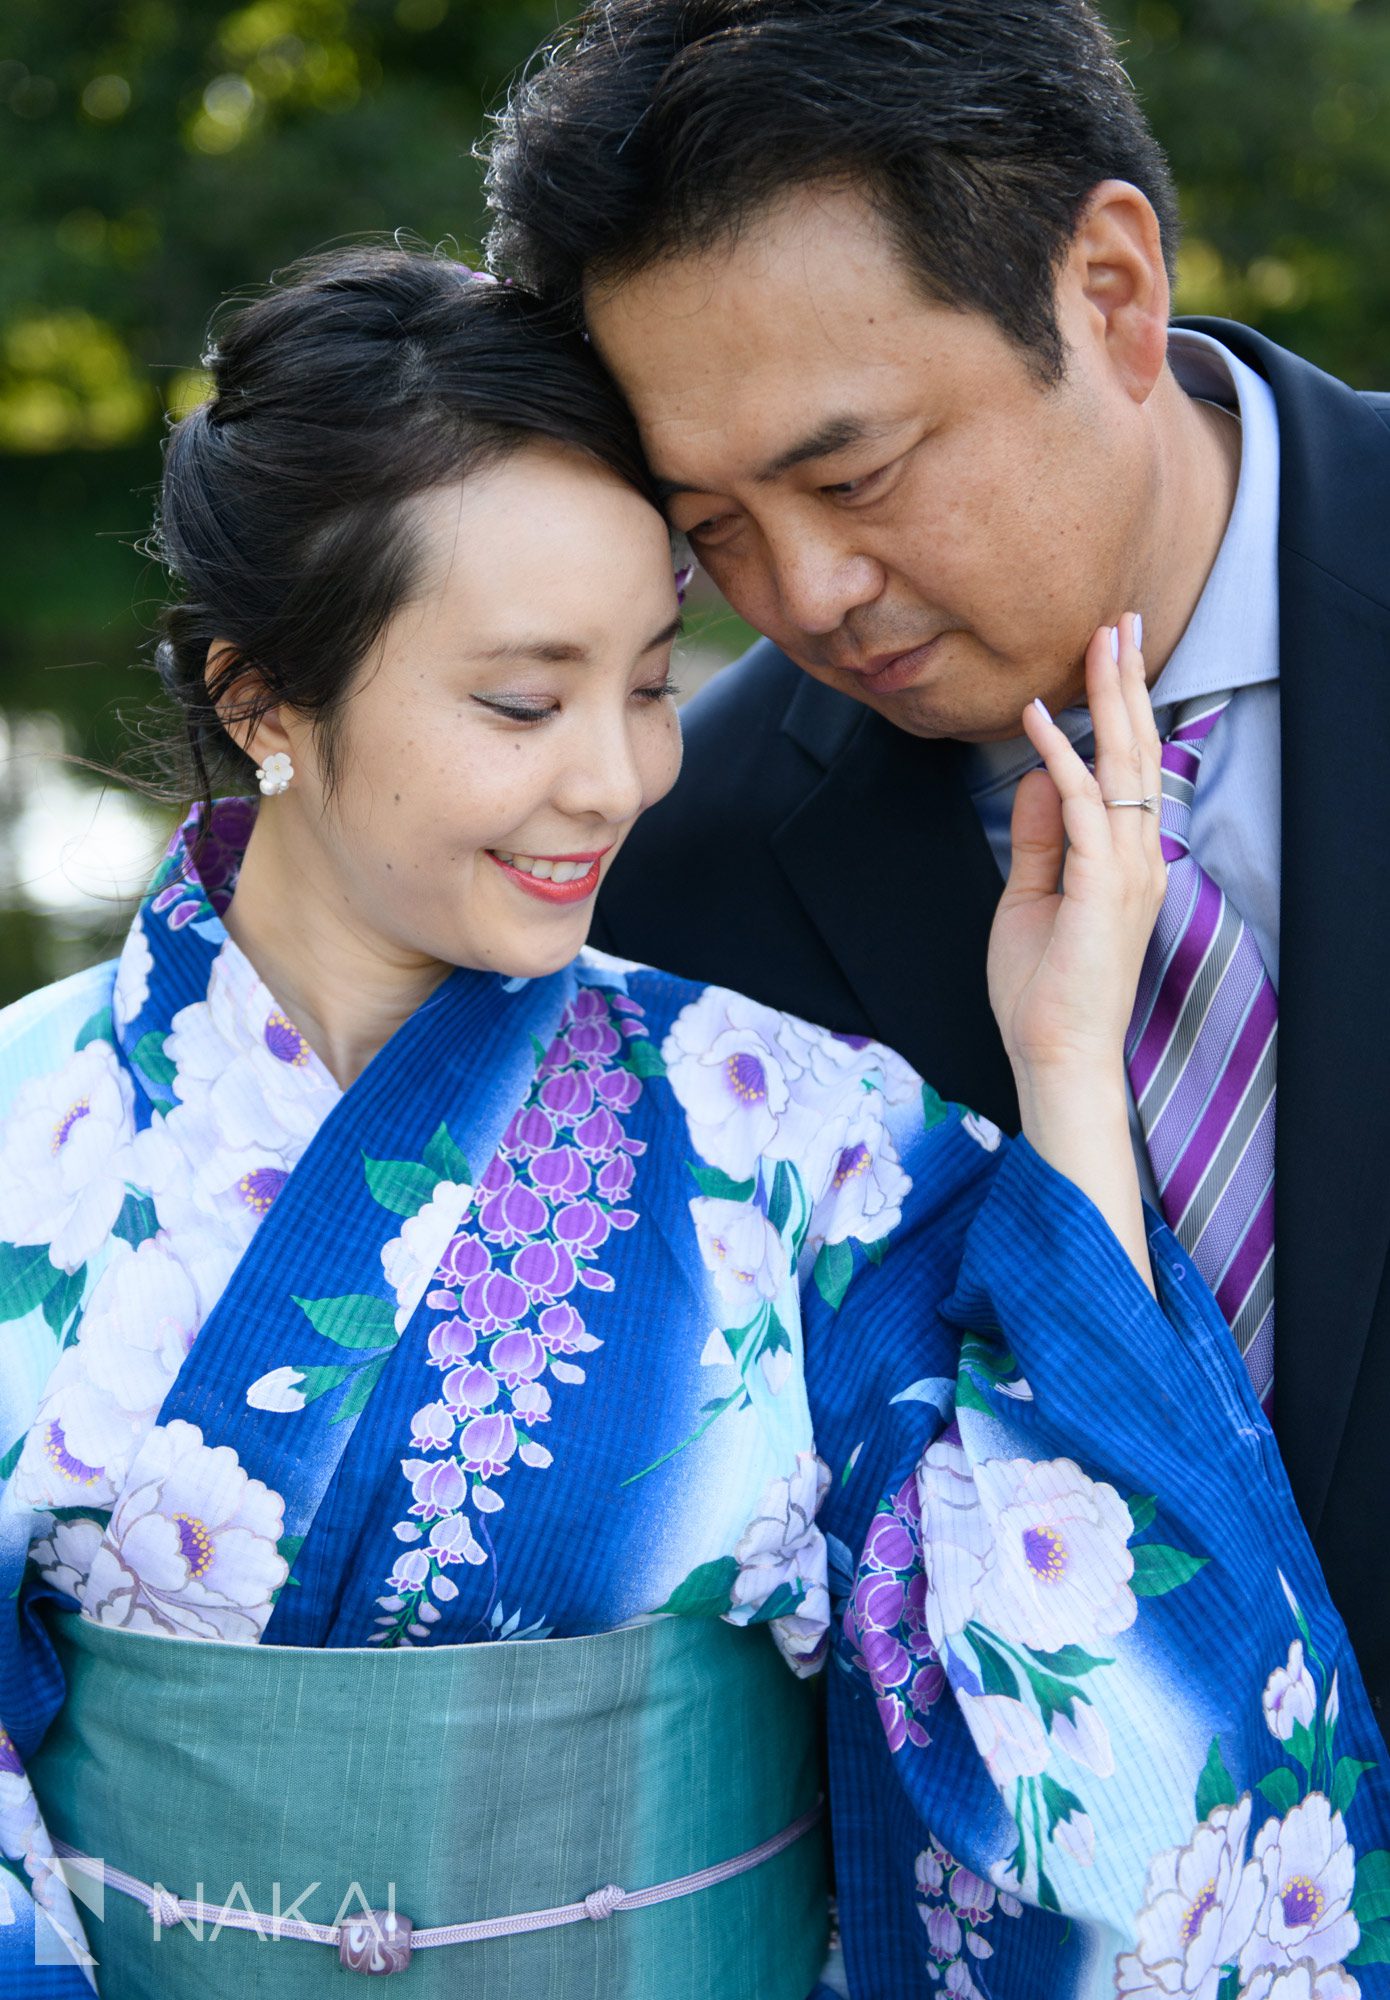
[[0, 249, 1383, 1999]]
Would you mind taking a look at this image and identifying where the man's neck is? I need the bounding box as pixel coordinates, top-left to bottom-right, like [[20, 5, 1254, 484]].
[[1135, 362, 1243, 688]]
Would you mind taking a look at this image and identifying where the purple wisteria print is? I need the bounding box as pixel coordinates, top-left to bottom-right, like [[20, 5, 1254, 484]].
[[373, 985, 651, 1646]]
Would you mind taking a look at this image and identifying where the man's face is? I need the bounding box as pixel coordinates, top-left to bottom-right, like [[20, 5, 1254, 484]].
[[587, 185, 1158, 742]]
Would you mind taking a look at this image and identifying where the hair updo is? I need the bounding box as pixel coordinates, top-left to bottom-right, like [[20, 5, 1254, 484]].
[[150, 245, 657, 811]]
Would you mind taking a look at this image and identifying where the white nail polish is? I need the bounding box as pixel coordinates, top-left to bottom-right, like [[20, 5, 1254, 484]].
[[1033, 697, 1053, 724], [1134, 611, 1144, 650], [1109, 626, 1120, 662]]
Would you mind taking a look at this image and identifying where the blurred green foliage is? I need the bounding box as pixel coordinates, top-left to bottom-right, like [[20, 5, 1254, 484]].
[[0, 0, 1387, 1000]]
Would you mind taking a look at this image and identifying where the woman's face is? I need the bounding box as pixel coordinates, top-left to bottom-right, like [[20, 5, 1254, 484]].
[[277, 444, 683, 979]]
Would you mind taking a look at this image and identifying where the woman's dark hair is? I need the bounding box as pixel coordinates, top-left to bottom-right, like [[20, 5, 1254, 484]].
[[151, 245, 657, 811], [484, 0, 1180, 383]]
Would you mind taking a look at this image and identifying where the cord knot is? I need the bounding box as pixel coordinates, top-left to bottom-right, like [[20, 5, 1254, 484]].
[[584, 1884, 625, 1922]]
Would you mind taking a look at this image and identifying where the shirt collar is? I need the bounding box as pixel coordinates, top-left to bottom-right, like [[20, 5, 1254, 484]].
[[967, 327, 1282, 798]]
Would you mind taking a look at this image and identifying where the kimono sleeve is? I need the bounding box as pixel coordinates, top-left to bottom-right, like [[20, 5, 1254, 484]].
[[0, 969, 119, 1993], [800, 1074, 1390, 1999]]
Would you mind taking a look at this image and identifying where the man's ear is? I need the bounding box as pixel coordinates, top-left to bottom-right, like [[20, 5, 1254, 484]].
[[1059, 179, 1170, 405], [206, 644, 291, 772]]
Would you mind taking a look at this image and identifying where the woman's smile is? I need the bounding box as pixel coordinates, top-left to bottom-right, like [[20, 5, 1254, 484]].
[[486, 845, 613, 902]]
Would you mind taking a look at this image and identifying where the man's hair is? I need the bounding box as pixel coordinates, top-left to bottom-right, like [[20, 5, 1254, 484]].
[[485, 0, 1179, 382]]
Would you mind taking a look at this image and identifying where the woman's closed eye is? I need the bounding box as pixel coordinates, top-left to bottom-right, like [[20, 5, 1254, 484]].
[[473, 680, 680, 726]]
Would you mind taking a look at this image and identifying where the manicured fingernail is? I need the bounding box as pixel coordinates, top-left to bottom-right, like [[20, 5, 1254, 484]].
[[1109, 625, 1121, 662], [1134, 611, 1144, 650], [1032, 697, 1052, 724]]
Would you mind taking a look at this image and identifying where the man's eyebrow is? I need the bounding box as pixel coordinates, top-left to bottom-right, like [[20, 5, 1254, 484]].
[[653, 416, 895, 502], [475, 615, 683, 664]]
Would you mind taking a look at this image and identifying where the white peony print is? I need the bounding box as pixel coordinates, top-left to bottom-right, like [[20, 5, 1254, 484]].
[[969, 1455, 1137, 1655], [691, 1197, 791, 1324], [1242, 1963, 1361, 2000], [806, 1093, 910, 1250], [1240, 1794, 1359, 1983], [917, 1432, 992, 1652], [381, 1181, 473, 1333], [30, 1515, 104, 1604], [955, 1692, 1051, 1787], [112, 908, 153, 1034], [662, 989, 822, 1182], [1263, 1641, 1318, 1743], [1115, 1798, 1263, 2000], [727, 1452, 831, 1675], [1049, 1699, 1115, 1778], [15, 1237, 201, 1510], [164, 945, 336, 1152], [0, 1040, 137, 1272], [82, 1418, 287, 1642]]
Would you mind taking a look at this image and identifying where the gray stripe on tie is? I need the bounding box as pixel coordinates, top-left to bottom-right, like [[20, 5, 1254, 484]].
[[1181, 1038, 1278, 1246]]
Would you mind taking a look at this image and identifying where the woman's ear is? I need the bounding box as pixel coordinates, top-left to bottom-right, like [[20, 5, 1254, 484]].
[[206, 644, 294, 782]]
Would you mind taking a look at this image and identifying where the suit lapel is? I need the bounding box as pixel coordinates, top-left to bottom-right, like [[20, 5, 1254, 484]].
[[769, 677, 1020, 1127], [1193, 321, 1390, 1527]]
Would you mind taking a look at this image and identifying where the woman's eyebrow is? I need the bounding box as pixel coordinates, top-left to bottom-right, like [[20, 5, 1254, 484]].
[[475, 614, 683, 665]]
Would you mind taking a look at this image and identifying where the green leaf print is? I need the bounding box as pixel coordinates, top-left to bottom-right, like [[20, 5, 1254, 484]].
[[921, 1082, 950, 1130], [362, 1154, 439, 1218], [422, 1123, 470, 1185], [41, 1264, 86, 1340], [132, 1030, 178, 1090], [0, 1435, 24, 1483], [967, 1625, 1022, 1703], [1349, 1917, 1390, 1968], [1041, 1776, 1086, 1837], [1194, 1736, 1238, 1823], [688, 1163, 756, 1204], [746, 1581, 806, 1626], [1286, 1717, 1316, 1774], [813, 1240, 853, 1312], [1215, 1969, 1242, 2000], [623, 1037, 667, 1079], [1026, 1644, 1113, 1678], [113, 1189, 160, 1248], [1257, 1767, 1300, 1816], [1332, 1756, 1378, 1817], [863, 1236, 888, 1266], [1354, 1848, 1390, 1929], [767, 1161, 793, 1237], [290, 1363, 355, 1407], [1126, 1494, 1157, 1534], [0, 1242, 61, 1323], [1130, 1543, 1210, 1596], [292, 1293, 398, 1350], [332, 1354, 389, 1425], [657, 1554, 740, 1619], [74, 1006, 114, 1050]]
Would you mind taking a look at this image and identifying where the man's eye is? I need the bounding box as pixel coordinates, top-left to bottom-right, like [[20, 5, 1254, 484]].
[[823, 463, 891, 501]]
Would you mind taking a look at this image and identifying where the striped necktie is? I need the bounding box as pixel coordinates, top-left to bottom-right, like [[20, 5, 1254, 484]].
[[1125, 695, 1277, 1409]]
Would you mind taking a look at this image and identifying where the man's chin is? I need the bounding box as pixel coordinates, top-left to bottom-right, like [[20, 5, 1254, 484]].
[[810, 666, 1031, 746]]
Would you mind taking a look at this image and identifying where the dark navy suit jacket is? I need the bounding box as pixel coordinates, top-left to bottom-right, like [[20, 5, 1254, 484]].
[[595, 320, 1390, 1726]]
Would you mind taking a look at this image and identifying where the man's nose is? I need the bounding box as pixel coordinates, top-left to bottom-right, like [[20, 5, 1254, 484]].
[[766, 523, 885, 637]]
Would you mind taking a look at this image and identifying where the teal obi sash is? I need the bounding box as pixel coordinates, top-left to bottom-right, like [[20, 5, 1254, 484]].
[[30, 1611, 829, 1999]]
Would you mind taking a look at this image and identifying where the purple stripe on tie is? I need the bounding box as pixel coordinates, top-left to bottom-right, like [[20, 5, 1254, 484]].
[[1142, 929, 1256, 1170], [1129, 872, 1223, 1098], [1214, 1182, 1276, 1322], [1171, 705, 1227, 744], [1164, 743, 1202, 784], [1162, 984, 1277, 1221]]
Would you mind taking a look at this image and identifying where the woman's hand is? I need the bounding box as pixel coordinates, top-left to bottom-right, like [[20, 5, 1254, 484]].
[[987, 614, 1166, 1287]]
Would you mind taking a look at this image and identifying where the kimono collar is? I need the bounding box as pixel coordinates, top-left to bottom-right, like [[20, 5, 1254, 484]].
[[109, 797, 519, 1123]]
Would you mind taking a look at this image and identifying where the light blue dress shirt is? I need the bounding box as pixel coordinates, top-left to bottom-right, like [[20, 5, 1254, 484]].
[[964, 328, 1283, 1194]]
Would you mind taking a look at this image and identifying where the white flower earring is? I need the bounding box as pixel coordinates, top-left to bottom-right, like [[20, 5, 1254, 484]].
[[256, 751, 294, 797]]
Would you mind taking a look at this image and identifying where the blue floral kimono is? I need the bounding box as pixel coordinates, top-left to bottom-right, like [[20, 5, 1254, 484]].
[[1, 799, 1387, 1999]]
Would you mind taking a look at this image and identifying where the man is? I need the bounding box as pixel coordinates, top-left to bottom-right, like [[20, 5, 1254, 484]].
[[486, 0, 1390, 1718]]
